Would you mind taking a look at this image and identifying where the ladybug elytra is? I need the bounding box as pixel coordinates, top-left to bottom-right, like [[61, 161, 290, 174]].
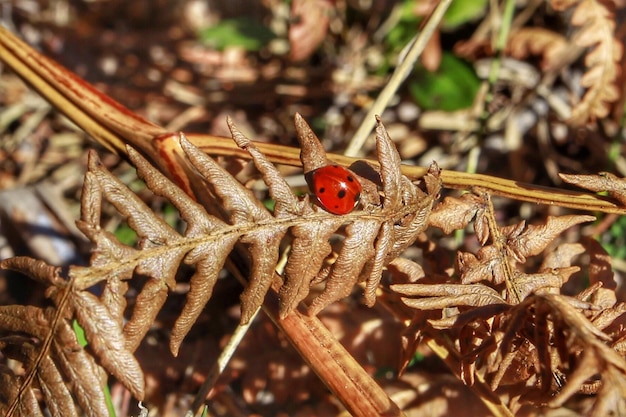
[[307, 165, 362, 215]]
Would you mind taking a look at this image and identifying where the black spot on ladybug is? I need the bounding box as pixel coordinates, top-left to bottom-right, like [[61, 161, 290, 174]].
[[318, 187, 326, 194], [337, 190, 346, 199]]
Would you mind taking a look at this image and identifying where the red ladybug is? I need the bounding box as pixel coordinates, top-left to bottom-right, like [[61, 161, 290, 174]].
[[307, 165, 362, 215]]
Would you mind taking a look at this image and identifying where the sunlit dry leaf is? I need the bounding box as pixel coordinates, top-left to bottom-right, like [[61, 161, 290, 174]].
[[429, 193, 485, 234], [72, 291, 144, 399], [53, 315, 109, 417], [387, 258, 426, 283], [540, 242, 586, 270], [560, 171, 626, 206], [457, 246, 505, 285], [504, 215, 595, 263], [308, 220, 380, 315], [393, 282, 506, 310], [288, 0, 332, 61], [279, 216, 344, 317], [512, 267, 579, 299], [507, 27, 569, 71]]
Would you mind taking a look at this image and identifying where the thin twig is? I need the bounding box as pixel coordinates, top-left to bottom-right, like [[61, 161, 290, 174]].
[[188, 306, 261, 416], [344, 0, 453, 156]]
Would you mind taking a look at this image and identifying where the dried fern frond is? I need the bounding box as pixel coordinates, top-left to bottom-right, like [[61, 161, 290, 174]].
[[70, 115, 440, 356], [1, 115, 441, 415], [0, 287, 113, 417], [551, 0, 623, 124], [392, 186, 626, 415], [507, 27, 569, 71], [560, 171, 626, 207]]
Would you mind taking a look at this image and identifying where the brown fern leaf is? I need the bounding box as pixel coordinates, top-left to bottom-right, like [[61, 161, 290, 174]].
[[0, 304, 110, 417], [393, 187, 626, 414], [1, 115, 441, 414], [502, 214, 595, 263], [295, 115, 441, 313], [560, 171, 626, 206], [552, 0, 623, 124], [60, 116, 440, 349], [507, 27, 569, 71]]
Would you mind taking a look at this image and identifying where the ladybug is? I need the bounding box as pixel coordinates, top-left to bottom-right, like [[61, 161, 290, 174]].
[[307, 165, 362, 215]]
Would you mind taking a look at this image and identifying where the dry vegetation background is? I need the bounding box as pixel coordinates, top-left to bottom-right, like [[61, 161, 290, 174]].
[[2, 0, 626, 416]]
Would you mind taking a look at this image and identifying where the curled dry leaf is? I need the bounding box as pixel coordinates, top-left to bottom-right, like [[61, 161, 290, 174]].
[[392, 282, 507, 310], [429, 193, 486, 234], [288, 0, 333, 61], [507, 27, 569, 71], [560, 171, 626, 206], [500, 214, 596, 263]]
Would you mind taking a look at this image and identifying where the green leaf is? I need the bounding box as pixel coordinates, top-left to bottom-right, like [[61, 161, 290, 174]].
[[198, 17, 276, 51], [114, 223, 138, 247], [409, 52, 480, 111], [601, 215, 626, 259], [385, 1, 421, 53], [408, 350, 425, 367], [73, 319, 88, 347], [443, 0, 488, 29]]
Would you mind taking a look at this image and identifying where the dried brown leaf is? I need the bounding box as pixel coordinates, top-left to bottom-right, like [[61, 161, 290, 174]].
[[504, 215, 595, 262], [307, 220, 380, 315], [279, 216, 344, 317], [585, 237, 615, 298], [392, 282, 506, 310], [288, 0, 332, 61], [71, 291, 144, 399], [0, 305, 109, 417], [457, 246, 504, 285], [386, 258, 426, 283], [6, 342, 79, 417], [512, 267, 578, 299], [507, 27, 569, 71], [0, 369, 43, 417], [539, 242, 586, 270], [560, 171, 626, 206], [429, 193, 485, 234], [52, 317, 109, 417]]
